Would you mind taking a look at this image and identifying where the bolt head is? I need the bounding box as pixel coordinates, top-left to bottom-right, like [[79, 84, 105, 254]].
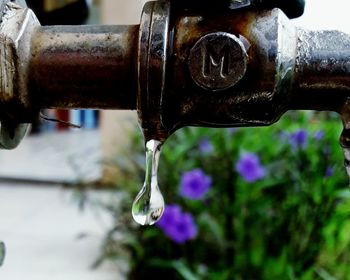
[[0, 2, 39, 149], [0, 2, 39, 109], [188, 32, 248, 92]]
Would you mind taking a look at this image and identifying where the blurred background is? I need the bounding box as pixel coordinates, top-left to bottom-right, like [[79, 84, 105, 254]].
[[0, 0, 350, 279]]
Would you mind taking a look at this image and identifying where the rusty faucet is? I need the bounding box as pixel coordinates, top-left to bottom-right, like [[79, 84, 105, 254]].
[[1, 0, 350, 173]]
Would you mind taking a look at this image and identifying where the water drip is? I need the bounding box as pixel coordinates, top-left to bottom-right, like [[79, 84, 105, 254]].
[[132, 139, 165, 225]]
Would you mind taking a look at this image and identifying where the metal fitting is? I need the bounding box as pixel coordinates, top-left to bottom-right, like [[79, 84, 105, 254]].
[[29, 24, 138, 110], [0, 0, 350, 150], [0, 1, 39, 119], [137, 0, 170, 142], [161, 8, 298, 132], [0, 0, 39, 148]]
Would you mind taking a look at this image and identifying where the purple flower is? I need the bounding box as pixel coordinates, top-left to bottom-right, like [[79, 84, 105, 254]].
[[235, 153, 265, 183], [289, 129, 308, 150], [314, 130, 325, 140], [325, 166, 334, 177], [199, 138, 214, 153], [179, 168, 212, 200], [157, 205, 197, 244], [157, 204, 181, 226]]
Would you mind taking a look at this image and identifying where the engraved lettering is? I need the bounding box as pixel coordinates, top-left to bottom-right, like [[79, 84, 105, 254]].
[[188, 32, 248, 91], [203, 44, 231, 78]]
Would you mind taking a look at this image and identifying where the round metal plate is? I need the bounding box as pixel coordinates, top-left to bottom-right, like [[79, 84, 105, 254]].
[[188, 32, 248, 92]]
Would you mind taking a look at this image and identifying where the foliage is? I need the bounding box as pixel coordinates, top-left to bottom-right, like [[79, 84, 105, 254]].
[[81, 112, 350, 279]]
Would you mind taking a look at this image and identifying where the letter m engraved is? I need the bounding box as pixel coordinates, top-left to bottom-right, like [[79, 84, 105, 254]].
[[189, 32, 247, 91], [202, 44, 231, 79]]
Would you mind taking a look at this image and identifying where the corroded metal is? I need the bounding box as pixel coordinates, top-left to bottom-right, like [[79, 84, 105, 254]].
[[161, 8, 298, 135], [0, 1, 39, 120], [0, 0, 350, 151], [0, 0, 36, 149], [30, 24, 139, 110], [137, 0, 170, 142], [0, 0, 140, 149]]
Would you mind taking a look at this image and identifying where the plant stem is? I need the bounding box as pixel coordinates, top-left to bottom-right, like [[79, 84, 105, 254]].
[[225, 156, 236, 270]]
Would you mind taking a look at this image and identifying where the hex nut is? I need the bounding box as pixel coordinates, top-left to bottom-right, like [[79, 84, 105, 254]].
[[0, 1, 39, 149], [0, 1, 40, 120]]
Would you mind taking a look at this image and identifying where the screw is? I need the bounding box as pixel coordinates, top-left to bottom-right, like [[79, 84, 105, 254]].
[[188, 32, 248, 92]]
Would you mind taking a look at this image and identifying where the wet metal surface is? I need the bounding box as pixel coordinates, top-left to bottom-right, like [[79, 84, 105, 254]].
[[137, 0, 170, 142], [0, 0, 349, 150], [162, 9, 297, 135]]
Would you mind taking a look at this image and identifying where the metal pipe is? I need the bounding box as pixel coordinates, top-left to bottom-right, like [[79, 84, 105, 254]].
[[2, 0, 350, 150], [290, 29, 350, 112], [29, 24, 139, 110]]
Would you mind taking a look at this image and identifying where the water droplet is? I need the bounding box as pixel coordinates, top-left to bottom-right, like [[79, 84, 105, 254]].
[[132, 139, 164, 225]]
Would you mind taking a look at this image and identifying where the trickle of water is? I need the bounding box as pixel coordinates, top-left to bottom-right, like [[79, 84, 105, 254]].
[[132, 139, 165, 226]]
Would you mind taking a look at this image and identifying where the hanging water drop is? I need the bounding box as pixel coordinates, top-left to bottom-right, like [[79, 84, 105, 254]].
[[132, 139, 165, 225]]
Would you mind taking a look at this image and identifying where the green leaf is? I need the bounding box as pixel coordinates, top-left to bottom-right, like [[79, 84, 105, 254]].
[[335, 190, 350, 199], [172, 260, 200, 280], [0, 242, 5, 267], [150, 259, 200, 280], [208, 270, 232, 280], [315, 267, 339, 280], [198, 213, 225, 248]]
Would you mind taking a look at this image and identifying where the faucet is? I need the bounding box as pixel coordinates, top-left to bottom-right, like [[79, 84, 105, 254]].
[[1, 0, 350, 172]]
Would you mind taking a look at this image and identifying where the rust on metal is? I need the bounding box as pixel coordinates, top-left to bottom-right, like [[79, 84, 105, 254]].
[[137, 0, 171, 143], [29, 24, 139, 110], [162, 8, 297, 135], [0, 0, 350, 150], [0, 1, 39, 121]]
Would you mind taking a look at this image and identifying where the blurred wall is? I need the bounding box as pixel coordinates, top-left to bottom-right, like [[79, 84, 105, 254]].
[[101, 0, 146, 24], [293, 0, 350, 32], [100, 0, 146, 183]]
